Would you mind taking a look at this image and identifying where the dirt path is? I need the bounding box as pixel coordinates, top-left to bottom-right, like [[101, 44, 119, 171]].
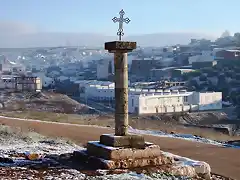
[[0, 116, 239, 180]]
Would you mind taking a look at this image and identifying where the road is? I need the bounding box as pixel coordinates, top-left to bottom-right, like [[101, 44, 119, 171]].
[[0, 116, 239, 179]]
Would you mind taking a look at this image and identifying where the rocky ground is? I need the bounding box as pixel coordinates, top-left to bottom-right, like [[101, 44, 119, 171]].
[[0, 168, 231, 180], [0, 91, 94, 114], [0, 125, 234, 180]]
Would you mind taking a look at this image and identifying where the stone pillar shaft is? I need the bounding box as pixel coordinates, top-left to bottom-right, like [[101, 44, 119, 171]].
[[104, 41, 137, 136], [114, 52, 128, 136]]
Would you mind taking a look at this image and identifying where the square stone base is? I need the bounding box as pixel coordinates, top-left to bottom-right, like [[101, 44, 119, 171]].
[[74, 146, 173, 170], [87, 141, 161, 160], [74, 133, 173, 170], [100, 134, 145, 148], [73, 150, 210, 179]]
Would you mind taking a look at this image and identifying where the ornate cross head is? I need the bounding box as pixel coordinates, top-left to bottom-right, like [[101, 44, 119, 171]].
[[112, 9, 131, 41]]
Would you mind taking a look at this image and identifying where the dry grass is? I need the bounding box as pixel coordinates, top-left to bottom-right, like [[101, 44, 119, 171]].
[[0, 110, 114, 126], [0, 110, 239, 142], [0, 111, 79, 122], [0, 124, 77, 146], [0, 124, 45, 143], [3, 91, 90, 114]]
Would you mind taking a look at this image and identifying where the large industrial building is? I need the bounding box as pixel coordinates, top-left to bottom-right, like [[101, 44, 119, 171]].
[[129, 90, 222, 114], [75, 80, 222, 115]]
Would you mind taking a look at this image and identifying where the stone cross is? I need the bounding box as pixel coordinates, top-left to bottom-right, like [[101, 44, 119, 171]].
[[112, 9, 131, 41], [105, 10, 136, 136]]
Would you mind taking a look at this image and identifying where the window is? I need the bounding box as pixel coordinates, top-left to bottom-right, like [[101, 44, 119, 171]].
[[132, 99, 134, 107], [184, 96, 188, 102]]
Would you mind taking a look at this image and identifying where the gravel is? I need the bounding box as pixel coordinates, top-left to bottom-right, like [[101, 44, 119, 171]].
[[0, 168, 195, 180], [0, 168, 231, 179]]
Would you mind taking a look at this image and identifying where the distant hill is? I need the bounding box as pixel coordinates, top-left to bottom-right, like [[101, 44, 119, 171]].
[[0, 32, 217, 48], [127, 33, 217, 47]]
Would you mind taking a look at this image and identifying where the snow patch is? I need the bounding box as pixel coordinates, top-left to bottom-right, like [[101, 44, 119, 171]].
[[129, 127, 240, 149]]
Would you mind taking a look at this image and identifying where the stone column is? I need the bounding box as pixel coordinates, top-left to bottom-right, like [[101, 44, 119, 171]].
[[114, 52, 128, 136], [105, 41, 136, 136]]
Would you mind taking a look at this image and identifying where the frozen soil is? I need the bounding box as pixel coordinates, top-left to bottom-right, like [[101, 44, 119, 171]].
[[0, 125, 231, 180]]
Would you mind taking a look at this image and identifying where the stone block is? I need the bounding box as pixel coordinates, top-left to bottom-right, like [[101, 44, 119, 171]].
[[99, 155, 174, 169], [162, 151, 211, 180], [86, 141, 162, 160], [73, 150, 88, 162], [73, 150, 174, 170], [73, 149, 211, 178], [100, 134, 145, 148], [105, 41, 137, 52]]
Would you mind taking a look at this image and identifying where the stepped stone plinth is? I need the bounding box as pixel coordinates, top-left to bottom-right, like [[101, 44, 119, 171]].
[[74, 135, 174, 170]]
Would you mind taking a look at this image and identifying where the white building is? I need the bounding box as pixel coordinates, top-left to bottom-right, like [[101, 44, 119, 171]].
[[77, 80, 222, 115], [129, 91, 222, 114], [75, 80, 114, 98], [188, 51, 214, 64]]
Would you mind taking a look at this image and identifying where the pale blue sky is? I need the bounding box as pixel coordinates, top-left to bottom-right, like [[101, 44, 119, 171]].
[[0, 0, 239, 36]]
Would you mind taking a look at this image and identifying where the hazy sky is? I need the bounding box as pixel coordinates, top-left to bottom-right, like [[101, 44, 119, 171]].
[[0, 0, 239, 36]]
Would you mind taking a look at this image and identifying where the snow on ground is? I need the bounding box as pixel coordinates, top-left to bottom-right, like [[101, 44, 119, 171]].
[[0, 125, 83, 156], [129, 127, 240, 149], [0, 125, 196, 180], [0, 124, 231, 179]]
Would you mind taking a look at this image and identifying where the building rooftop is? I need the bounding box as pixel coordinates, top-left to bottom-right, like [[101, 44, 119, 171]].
[[75, 80, 114, 86], [1, 75, 20, 79], [138, 91, 193, 97], [226, 49, 240, 52], [174, 68, 195, 71], [151, 65, 192, 71]]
